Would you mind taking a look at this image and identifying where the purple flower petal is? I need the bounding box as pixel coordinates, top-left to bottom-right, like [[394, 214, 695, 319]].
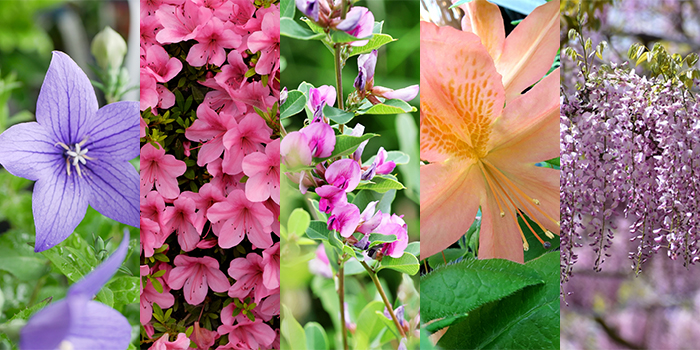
[[36, 51, 99, 144], [84, 159, 140, 228], [69, 230, 130, 298], [18, 299, 71, 350], [85, 101, 140, 161], [32, 167, 89, 252], [65, 299, 132, 350], [0, 122, 62, 181]]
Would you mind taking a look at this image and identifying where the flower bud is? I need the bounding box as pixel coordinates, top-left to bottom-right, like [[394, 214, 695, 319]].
[[91, 26, 127, 70]]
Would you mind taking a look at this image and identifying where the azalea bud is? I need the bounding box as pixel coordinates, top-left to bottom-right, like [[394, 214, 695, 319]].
[[91, 26, 127, 70]]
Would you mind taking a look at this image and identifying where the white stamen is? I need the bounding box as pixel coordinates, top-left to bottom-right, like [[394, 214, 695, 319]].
[[57, 137, 92, 177], [58, 340, 74, 350]]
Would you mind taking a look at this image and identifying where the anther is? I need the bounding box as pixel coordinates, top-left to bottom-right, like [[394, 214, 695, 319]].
[[545, 230, 555, 239]]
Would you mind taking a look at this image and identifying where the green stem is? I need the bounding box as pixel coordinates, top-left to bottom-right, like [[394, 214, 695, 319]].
[[338, 256, 349, 350], [341, 0, 348, 19], [360, 261, 407, 339], [333, 44, 345, 133]]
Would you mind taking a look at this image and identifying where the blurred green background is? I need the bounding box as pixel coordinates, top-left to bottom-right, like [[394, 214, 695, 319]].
[[280, 0, 420, 348]]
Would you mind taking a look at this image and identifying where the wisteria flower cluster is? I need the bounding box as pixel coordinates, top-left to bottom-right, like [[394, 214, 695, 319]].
[[280, 0, 420, 348], [140, 0, 280, 348], [561, 34, 700, 282]]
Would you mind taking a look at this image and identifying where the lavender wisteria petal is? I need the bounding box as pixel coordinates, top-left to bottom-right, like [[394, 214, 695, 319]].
[[35, 52, 99, 143], [85, 101, 140, 161], [32, 167, 89, 252], [84, 159, 140, 228], [0, 122, 61, 181], [0, 51, 140, 252]]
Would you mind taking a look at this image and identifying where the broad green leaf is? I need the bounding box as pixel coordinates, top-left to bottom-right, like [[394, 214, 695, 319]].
[[405, 241, 420, 258], [109, 276, 139, 311], [330, 29, 371, 44], [367, 234, 397, 247], [289, 208, 311, 236], [281, 18, 324, 41], [281, 304, 307, 350], [306, 221, 331, 241], [0, 231, 48, 282], [363, 150, 410, 166], [421, 257, 544, 323], [437, 252, 560, 349], [320, 134, 378, 160], [354, 301, 387, 350], [310, 275, 341, 332], [356, 99, 416, 115], [304, 322, 328, 350], [427, 248, 467, 269], [323, 104, 354, 124], [308, 199, 328, 222], [9, 297, 51, 322], [280, 0, 295, 18], [355, 175, 405, 193], [352, 189, 396, 216], [281, 90, 306, 119], [349, 34, 396, 57], [378, 252, 419, 275]]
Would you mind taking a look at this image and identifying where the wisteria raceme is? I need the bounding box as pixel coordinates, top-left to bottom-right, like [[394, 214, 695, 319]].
[[561, 61, 700, 283], [139, 0, 280, 347]]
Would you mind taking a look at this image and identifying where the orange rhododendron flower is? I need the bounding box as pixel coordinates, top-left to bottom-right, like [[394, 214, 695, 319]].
[[420, 0, 560, 263]]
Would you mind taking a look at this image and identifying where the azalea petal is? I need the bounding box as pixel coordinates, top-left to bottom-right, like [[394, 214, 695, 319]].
[[69, 231, 129, 297], [420, 160, 482, 258], [84, 159, 140, 227], [167, 266, 190, 290], [85, 101, 140, 161], [65, 300, 131, 350], [32, 168, 89, 252], [420, 22, 505, 159], [36, 52, 99, 144], [0, 122, 62, 181], [488, 68, 560, 162], [457, 0, 504, 62], [219, 217, 246, 248], [19, 298, 71, 350], [205, 266, 231, 293], [184, 268, 208, 305], [478, 186, 525, 263], [495, 0, 559, 102]]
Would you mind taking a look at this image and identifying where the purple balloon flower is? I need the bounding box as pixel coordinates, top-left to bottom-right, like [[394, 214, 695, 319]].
[[0, 52, 139, 252], [20, 231, 132, 350]]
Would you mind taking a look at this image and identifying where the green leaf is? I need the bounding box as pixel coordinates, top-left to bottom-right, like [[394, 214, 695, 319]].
[[352, 189, 396, 216], [282, 304, 307, 350], [367, 233, 397, 246], [281, 90, 306, 119], [304, 322, 328, 350], [405, 241, 420, 258], [355, 175, 405, 193], [363, 150, 410, 166], [421, 257, 544, 323], [288, 208, 311, 236], [280, 0, 295, 18], [323, 104, 355, 124], [354, 301, 387, 349], [8, 297, 51, 322], [306, 221, 331, 240], [356, 99, 416, 115], [437, 253, 560, 349], [427, 248, 467, 269], [320, 133, 378, 160], [109, 276, 139, 311], [0, 232, 48, 282], [420, 327, 437, 350], [349, 34, 396, 57], [281, 18, 325, 41], [329, 29, 371, 44], [378, 252, 419, 275]]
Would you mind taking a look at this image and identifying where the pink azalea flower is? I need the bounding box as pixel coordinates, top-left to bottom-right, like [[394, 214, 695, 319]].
[[168, 255, 230, 305], [229, 80, 277, 111], [217, 314, 275, 350], [227, 253, 272, 303], [141, 142, 187, 199], [141, 72, 159, 112], [156, 2, 212, 44], [150, 333, 190, 350], [216, 0, 256, 26], [207, 189, 273, 249], [186, 17, 242, 67], [156, 83, 176, 110], [214, 50, 249, 95], [222, 113, 271, 175], [185, 104, 238, 167], [255, 293, 280, 322], [141, 0, 185, 17], [200, 81, 244, 119], [140, 14, 163, 48], [241, 139, 280, 203], [247, 8, 280, 75], [262, 242, 280, 290], [190, 321, 218, 350], [263, 198, 280, 236], [140, 116, 148, 138], [140, 216, 162, 258], [180, 182, 225, 230], [162, 196, 201, 252], [140, 265, 174, 325], [143, 44, 183, 83]]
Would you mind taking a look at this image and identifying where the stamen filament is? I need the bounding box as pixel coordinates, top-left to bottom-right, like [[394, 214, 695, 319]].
[[483, 159, 560, 227], [477, 162, 506, 218]]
